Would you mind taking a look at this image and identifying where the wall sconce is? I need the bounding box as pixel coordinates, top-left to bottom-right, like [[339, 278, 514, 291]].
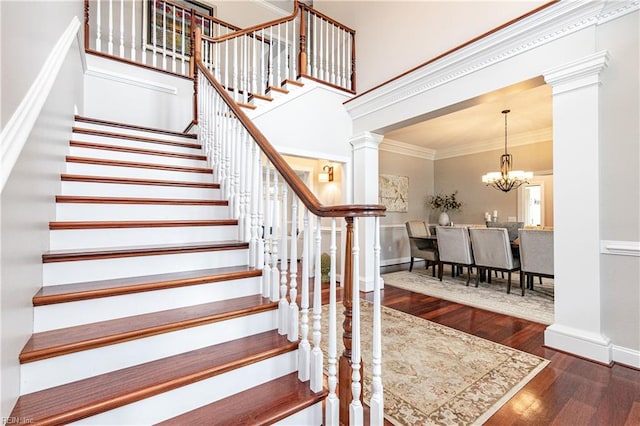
[[318, 165, 334, 182]]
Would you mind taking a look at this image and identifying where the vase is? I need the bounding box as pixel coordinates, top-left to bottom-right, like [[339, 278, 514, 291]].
[[438, 211, 450, 226]]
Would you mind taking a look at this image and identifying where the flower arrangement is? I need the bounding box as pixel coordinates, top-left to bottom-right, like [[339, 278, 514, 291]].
[[427, 191, 462, 212]]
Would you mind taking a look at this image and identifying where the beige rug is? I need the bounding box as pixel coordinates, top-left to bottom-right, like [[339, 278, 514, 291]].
[[321, 301, 549, 425], [382, 269, 554, 325]]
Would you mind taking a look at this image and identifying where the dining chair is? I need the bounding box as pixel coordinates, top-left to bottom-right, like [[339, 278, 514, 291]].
[[435, 226, 475, 286], [518, 229, 554, 294], [405, 221, 439, 276], [486, 221, 524, 242], [469, 227, 522, 294]]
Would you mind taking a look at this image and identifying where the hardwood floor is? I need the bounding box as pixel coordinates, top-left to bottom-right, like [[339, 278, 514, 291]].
[[361, 282, 640, 425]]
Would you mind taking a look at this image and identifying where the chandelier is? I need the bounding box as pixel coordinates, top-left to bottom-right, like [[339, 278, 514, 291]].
[[481, 109, 533, 192]]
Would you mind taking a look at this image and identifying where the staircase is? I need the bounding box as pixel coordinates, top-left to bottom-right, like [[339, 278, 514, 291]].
[[10, 116, 326, 425]]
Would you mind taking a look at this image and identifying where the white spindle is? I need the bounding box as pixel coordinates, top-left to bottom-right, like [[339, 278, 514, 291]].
[[243, 35, 248, 103], [152, 0, 157, 67], [350, 218, 363, 424], [96, 0, 102, 51], [162, 1, 167, 70], [251, 31, 258, 95], [263, 161, 272, 299], [325, 217, 339, 425], [243, 131, 251, 241], [278, 184, 289, 335], [270, 171, 280, 303], [298, 208, 311, 381], [310, 216, 323, 392], [312, 14, 317, 77], [130, 0, 136, 60], [108, 0, 113, 54], [284, 21, 289, 82], [233, 38, 239, 101], [287, 193, 299, 342], [119, 0, 124, 57], [171, 4, 176, 73], [306, 12, 311, 76], [277, 23, 282, 86], [260, 28, 266, 94], [318, 17, 323, 80], [233, 123, 241, 219], [370, 216, 384, 424], [256, 152, 265, 270], [331, 23, 335, 84], [180, 10, 186, 75], [268, 26, 274, 88], [238, 131, 248, 240]]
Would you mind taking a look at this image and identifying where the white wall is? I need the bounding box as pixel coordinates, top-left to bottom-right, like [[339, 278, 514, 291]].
[[83, 54, 194, 131], [314, 0, 548, 93], [0, 1, 84, 417]]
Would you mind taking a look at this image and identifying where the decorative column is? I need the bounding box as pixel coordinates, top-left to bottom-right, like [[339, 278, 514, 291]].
[[542, 50, 611, 364], [349, 132, 384, 292]]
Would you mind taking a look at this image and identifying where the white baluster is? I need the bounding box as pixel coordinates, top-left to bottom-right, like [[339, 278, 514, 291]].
[[243, 131, 251, 241], [260, 28, 266, 94], [119, 0, 124, 57], [256, 152, 265, 270], [224, 38, 229, 91], [171, 4, 176, 73], [162, 1, 167, 70], [250, 143, 261, 267], [284, 21, 289, 82], [370, 216, 384, 424], [325, 217, 339, 425], [233, 123, 241, 219], [238, 130, 247, 241], [318, 17, 323, 80], [312, 14, 317, 77], [151, 0, 157, 67], [180, 10, 186, 75], [298, 208, 311, 381], [243, 35, 248, 104], [277, 23, 282, 86], [278, 184, 289, 335], [306, 12, 311, 76], [288, 193, 299, 342], [96, 0, 102, 51], [130, 0, 136, 60], [347, 34, 352, 90], [262, 161, 272, 299], [331, 23, 335, 84], [270, 172, 280, 303], [350, 217, 363, 424], [268, 26, 274, 88], [251, 31, 258, 95], [108, 0, 113, 54], [310, 215, 323, 392]]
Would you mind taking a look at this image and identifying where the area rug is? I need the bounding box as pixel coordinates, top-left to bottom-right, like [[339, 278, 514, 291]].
[[321, 301, 549, 425], [382, 269, 554, 325]]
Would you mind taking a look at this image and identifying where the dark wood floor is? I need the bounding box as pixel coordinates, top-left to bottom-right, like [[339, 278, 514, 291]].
[[360, 281, 640, 425]]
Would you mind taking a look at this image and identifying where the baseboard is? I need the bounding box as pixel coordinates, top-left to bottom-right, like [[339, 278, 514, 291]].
[[612, 345, 640, 369], [544, 324, 612, 364]]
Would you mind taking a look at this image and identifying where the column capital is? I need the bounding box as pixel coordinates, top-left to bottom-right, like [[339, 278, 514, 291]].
[[349, 132, 384, 151], [543, 50, 610, 94]]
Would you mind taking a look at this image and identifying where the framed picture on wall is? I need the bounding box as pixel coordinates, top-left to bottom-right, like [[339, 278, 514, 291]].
[[379, 174, 409, 212]]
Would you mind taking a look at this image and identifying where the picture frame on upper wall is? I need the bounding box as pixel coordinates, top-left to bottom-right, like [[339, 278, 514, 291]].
[[379, 174, 409, 212]]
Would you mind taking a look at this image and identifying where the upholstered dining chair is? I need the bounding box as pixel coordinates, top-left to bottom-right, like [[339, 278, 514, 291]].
[[435, 226, 475, 285], [405, 221, 439, 276], [469, 227, 521, 294], [486, 221, 524, 242], [518, 229, 554, 295]]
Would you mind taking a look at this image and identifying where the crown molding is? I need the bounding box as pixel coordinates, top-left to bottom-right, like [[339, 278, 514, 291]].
[[380, 138, 436, 160], [345, 0, 638, 122]]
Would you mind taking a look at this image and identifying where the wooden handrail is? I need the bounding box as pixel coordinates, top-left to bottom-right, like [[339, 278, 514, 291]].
[[298, 2, 356, 34], [194, 29, 384, 219]]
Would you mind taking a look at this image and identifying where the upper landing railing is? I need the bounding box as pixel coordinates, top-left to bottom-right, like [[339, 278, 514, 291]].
[[84, 0, 356, 96]]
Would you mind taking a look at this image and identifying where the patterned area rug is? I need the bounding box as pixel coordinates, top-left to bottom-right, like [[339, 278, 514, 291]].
[[382, 268, 554, 325], [321, 301, 549, 425]]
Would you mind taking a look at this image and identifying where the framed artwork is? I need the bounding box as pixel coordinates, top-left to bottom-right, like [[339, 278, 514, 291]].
[[379, 174, 409, 212], [144, 0, 216, 55]]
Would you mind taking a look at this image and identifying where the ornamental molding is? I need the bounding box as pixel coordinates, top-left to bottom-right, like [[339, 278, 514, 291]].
[[380, 138, 436, 160], [345, 0, 638, 122]]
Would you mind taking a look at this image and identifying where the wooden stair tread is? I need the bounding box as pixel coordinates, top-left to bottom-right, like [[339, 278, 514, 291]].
[[42, 240, 247, 263], [20, 294, 277, 363], [55, 195, 227, 205], [61, 174, 220, 188], [284, 78, 304, 87], [237, 102, 257, 110], [158, 372, 327, 425], [74, 115, 198, 139], [65, 156, 213, 173], [12, 330, 295, 424], [249, 93, 273, 102], [267, 86, 289, 95], [33, 266, 262, 306], [72, 127, 201, 149], [49, 219, 238, 230], [69, 140, 206, 160]]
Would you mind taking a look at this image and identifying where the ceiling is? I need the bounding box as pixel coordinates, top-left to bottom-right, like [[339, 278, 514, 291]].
[[382, 82, 553, 159]]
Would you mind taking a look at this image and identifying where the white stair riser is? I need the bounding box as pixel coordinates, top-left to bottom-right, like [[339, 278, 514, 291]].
[[71, 132, 202, 155], [65, 162, 214, 182], [55, 202, 229, 221], [276, 402, 322, 426], [49, 225, 238, 250], [74, 122, 197, 144], [60, 180, 220, 200], [68, 146, 208, 168], [22, 310, 278, 394], [34, 276, 261, 331], [43, 248, 248, 286], [67, 351, 298, 425]]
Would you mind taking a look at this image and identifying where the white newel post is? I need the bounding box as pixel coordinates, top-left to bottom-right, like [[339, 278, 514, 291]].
[[543, 51, 612, 364], [349, 132, 384, 292]]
